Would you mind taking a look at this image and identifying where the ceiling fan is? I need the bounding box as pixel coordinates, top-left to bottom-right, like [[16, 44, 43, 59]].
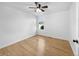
[[29, 2, 48, 12]]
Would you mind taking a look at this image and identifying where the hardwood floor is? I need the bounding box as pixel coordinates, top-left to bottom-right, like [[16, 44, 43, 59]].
[[0, 35, 74, 56]]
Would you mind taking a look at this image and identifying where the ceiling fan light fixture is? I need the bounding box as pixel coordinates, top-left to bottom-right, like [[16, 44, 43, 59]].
[[36, 8, 42, 12]]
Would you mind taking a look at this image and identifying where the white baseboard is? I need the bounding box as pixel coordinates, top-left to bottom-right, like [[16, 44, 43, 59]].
[[68, 40, 76, 56], [0, 34, 35, 49], [38, 33, 69, 41]]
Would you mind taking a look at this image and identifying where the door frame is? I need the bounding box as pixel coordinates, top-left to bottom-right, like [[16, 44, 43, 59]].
[[75, 2, 79, 56]]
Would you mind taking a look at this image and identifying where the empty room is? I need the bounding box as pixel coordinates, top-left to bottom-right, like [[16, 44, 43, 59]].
[[0, 2, 79, 56]]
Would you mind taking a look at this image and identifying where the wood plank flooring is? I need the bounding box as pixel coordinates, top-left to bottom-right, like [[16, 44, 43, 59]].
[[0, 35, 74, 56]]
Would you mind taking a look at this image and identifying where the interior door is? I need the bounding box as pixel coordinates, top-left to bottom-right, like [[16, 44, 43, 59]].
[[78, 2, 79, 55], [75, 2, 79, 56]]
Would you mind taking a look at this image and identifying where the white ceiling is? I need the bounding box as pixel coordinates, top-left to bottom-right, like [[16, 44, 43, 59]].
[[0, 2, 72, 15], [46, 2, 72, 14]]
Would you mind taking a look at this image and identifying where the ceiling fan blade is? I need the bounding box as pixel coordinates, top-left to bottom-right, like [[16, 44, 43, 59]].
[[35, 2, 38, 6], [42, 5, 48, 8], [29, 7, 37, 9], [38, 4, 41, 8], [40, 9, 45, 12]]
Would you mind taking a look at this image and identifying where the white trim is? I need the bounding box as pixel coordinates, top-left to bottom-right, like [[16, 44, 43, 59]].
[[76, 2, 78, 41], [75, 2, 79, 56], [0, 34, 35, 49], [69, 40, 76, 56]]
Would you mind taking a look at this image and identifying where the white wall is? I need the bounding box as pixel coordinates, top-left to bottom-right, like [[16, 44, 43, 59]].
[[38, 10, 70, 40], [0, 3, 36, 48]]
